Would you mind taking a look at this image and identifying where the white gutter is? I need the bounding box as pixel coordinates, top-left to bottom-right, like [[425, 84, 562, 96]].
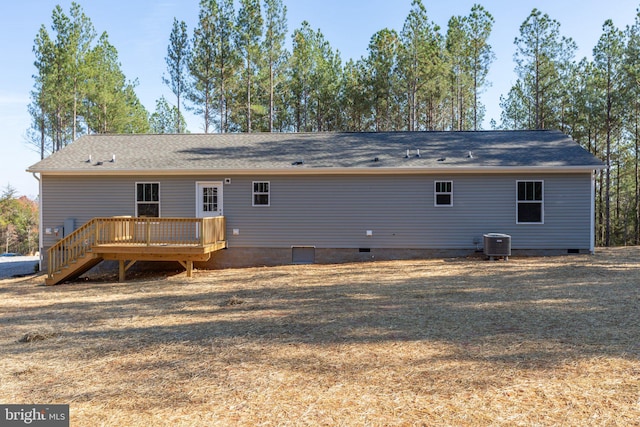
[[27, 165, 606, 176]]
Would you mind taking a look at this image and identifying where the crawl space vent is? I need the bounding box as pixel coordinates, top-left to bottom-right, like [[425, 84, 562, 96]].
[[292, 246, 315, 264]]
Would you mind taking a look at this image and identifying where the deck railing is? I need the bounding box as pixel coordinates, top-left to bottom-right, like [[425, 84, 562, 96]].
[[47, 216, 226, 279]]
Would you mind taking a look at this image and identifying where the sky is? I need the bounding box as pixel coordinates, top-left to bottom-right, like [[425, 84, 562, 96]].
[[1, 0, 639, 198]]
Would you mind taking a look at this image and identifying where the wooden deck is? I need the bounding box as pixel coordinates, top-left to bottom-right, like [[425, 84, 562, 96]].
[[45, 217, 226, 285]]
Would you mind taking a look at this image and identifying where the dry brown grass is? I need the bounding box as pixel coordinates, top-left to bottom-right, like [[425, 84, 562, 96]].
[[1, 248, 639, 426]]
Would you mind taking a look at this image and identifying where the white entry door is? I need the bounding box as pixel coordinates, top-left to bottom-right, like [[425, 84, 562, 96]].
[[196, 182, 223, 217]]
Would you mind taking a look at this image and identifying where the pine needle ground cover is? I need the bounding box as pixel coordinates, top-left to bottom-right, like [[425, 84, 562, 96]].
[[1, 248, 639, 426]]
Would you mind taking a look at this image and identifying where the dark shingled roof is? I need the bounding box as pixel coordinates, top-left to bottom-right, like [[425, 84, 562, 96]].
[[28, 130, 605, 173]]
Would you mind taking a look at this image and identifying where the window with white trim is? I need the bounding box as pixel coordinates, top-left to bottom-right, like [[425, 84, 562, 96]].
[[136, 182, 160, 217], [252, 181, 270, 206], [202, 187, 218, 212], [434, 181, 453, 206], [517, 180, 543, 223]]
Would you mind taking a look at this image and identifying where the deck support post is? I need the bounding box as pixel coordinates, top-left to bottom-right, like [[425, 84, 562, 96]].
[[118, 259, 137, 282], [177, 260, 194, 277], [186, 260, 193, 277]]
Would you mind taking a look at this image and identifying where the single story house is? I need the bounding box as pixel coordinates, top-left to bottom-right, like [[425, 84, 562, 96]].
[[27, 130, 605, 284]]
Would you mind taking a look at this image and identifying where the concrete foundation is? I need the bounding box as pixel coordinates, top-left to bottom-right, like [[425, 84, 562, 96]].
[[195, 247, 591, 270], [77, 247, 593, 280], [195, 247, 479, 269]]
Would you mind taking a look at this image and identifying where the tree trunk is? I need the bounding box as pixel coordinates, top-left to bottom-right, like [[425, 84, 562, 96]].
[[473, 59, 478, 131], [247, 59, 252, 133], [635, 102, 639, 245], [605, 72, 612, 247], [73, 77, 77, 141], [177, 91, 181, 133], [40, 104, 46, 160], [269, 62, 274, 132]]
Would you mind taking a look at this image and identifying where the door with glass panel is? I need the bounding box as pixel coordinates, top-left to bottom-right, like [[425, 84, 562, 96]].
[[196, 182, 223, 218]]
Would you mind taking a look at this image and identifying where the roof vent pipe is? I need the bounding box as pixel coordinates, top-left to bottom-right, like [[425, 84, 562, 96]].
[[405, 149, 410, 158], [467, 151, 473, 159], [416, 149, 421, 158], [86, 155, 92, 163], [111, 154, 116, 163]]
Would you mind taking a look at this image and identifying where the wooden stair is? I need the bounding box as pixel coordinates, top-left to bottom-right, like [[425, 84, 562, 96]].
[[45, 252, 103, 286], [45, 217, 227, 285]]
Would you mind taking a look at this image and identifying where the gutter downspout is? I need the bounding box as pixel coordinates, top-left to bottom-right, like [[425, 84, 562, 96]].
[[32, 172, 43, 272], [590, 170, 596, 254]]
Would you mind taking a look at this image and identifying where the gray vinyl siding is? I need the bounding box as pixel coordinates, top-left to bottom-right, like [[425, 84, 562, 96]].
[[40, 172, 594, 252], [40, 175, 202, 249], [225, 174, 592, 250]]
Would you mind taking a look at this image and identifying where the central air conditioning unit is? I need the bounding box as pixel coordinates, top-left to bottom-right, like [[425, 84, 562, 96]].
[[483, 233, 511, 260]]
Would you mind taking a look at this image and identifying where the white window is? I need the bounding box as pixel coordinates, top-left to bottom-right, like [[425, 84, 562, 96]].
[[252, 181, 270, 206], [434, 181, 453, 206], [136, 182, 160, 217], [517, 180, 543, 224], [202, 187, 218, 212]]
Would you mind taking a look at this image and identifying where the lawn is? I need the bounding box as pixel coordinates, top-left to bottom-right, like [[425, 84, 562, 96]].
[[1, 248, 639, 426]]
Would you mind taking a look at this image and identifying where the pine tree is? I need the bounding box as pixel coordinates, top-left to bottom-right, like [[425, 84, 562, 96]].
[[66, 3, 96, 141], [312, 32, 342, 131], [84, 32, 148, 134], [445, 15, 471, 131], [29, 2, 147, 153], [398, 0, 443, 131], [32, 4, 94, 151], [593, 19, 625, 246], [512, 8, 576, 129], [235, 0, 263, 132], [499, 80, 530, 129], [288, 23, 342, 132], [465, 4, 494, 130], [30, 25, 55, 158], [163, 18, 190, 133], [150, 96, 188, 133], [367, 29, 399, 131], [262, 0, 288, 132], [624, 10, 640, 244], [341, 58, 371, 131], [188, 0, 218, 132], [289, 22, 314, 132], [213, 0, 239, 132]]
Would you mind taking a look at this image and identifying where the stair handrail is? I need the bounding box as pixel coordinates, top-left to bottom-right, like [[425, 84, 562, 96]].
[[47, 216, 227, 280], [47, 218, 99, 279]]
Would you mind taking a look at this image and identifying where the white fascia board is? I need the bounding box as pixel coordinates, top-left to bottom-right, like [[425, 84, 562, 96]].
[[30, 165, 605, 176]]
